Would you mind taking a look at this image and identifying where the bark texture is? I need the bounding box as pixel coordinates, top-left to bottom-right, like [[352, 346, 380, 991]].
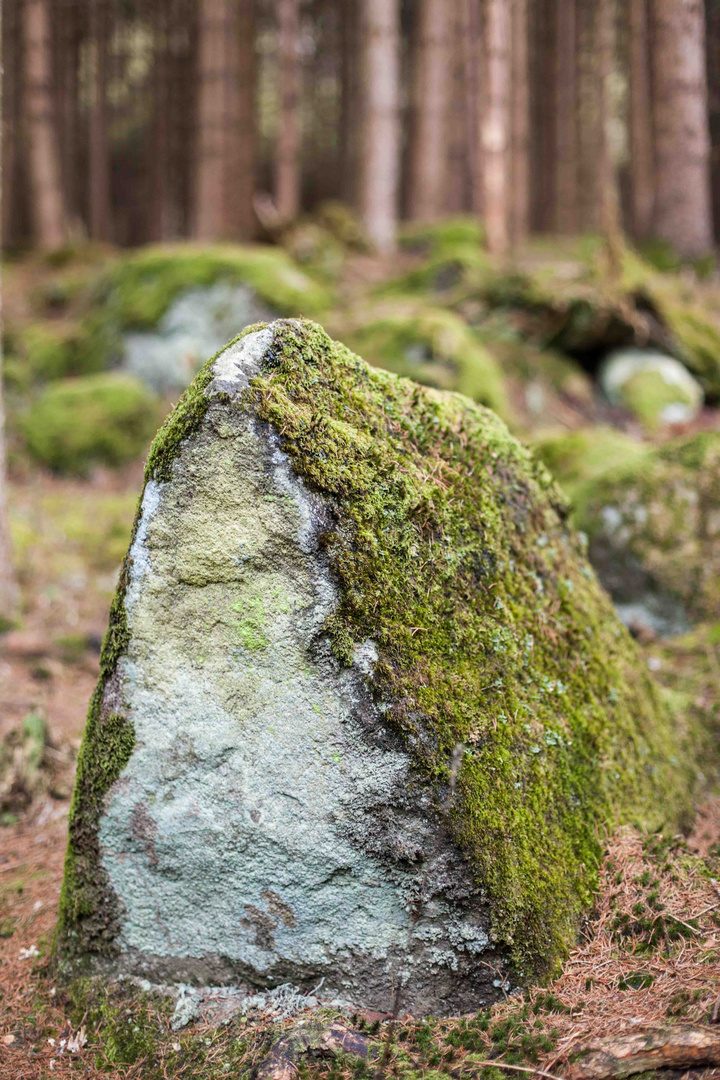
[[483, 0, 512, 254], [408, 0, 451, 221], [652, 0, 713, 257], [24, 0, 67, 249], [567, 1026, 720, 1080], [358, 0, 401, 252], [194, 0, 255, 241], [275, 0, 301, 224]]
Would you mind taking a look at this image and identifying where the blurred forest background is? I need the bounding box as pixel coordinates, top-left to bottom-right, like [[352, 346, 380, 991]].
[[3, 3, 720, 1074], [3, 0, 720, 257]]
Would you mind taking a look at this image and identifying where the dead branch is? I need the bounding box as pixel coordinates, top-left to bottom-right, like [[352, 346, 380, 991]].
[[566, 1025, 720, 1080]]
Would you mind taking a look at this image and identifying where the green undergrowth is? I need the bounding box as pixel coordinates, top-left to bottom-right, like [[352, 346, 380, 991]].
[[20, 372, 166, 474], [58, 318, 707, 983]]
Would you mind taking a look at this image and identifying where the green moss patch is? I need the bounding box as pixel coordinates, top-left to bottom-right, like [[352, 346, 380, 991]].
[[20, 372, 165, 475], [531, 427, 649, 508], [90, 244, 332, 332], [248, 321, 699, 979], [344, 304, 508, 418]]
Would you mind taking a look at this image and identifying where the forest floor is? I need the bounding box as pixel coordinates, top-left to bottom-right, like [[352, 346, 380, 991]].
[[1, 468, 720, 1080]]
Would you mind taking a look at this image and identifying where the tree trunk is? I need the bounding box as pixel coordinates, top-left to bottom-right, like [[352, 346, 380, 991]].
[[89, 0, 110, 242], [576, 0, 603, 230], [628, 0, 654, 238], [482, 0, 512, 255], [358, 0, 400, 253], [445, 0, 470, 212], [0, 33, 20, 625], [275, 0, 301, 224], [24, 0, 67, 250], [652, 0, 713, 258], [194, 0, 255, 241], [408, 0, 450, 221], [339, 0, 360, 206], [554, 0, 578, 232], [598, 0, 623, 273], [461, 0, 483, 215], [510, 0, 529, 246], [708, 0, 720, 242]]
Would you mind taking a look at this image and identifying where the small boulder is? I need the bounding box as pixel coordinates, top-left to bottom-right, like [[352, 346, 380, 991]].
[[598, 349, 703, 430], [58, 321, 700, 1014]]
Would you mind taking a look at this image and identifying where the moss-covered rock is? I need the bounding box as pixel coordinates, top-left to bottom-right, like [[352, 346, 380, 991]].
[[577, 432, 720, 631], [531, 427, 649, 506], [21, 372, 164, 474], [343, 303, 508, 417], [383, 236, 720, 397], [58, 321, 702, 1012]]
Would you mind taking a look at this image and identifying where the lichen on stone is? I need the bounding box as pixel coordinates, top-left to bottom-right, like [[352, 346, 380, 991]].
[[58, 320, 705, 1001]]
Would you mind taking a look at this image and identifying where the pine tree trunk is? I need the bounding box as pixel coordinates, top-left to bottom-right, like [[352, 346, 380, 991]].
[[89, 0, 110, 242], [510, 0, 529, 246], [358, 0, 400, 252], [24, 0, 67, 250], [554, 0, 578, 232], [0, 1, 19, 625], [483, 0, 511, 255], [194, 0, 255, 241], [275, 0, 301, 223], [628, 0, 654, 238], [708, 0, 720, 242], [340, 0, 360, 206], [576, 0, 603, 231], [445, 0, 470, 212], [598, 0, 623, 273], [408, 0, 450, 221], [652, 0, 713, 258], [462, 0, 483, 215]]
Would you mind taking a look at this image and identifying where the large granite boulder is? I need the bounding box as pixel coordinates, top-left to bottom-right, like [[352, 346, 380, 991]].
[[58, 320, 698, 1015]]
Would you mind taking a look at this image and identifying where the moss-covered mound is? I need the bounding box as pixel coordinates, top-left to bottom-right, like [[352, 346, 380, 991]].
[[21, 372, 164, 474], [92, 245, 332, 330], [531, 427, 649, 506], [577, 432, 720, 629], [59, 321, 702, 995], [343, 303, 508, 417]]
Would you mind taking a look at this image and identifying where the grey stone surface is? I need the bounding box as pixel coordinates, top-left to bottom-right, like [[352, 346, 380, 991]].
[[122, 284, 275, 393], [95, 328, 503, 1016]]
